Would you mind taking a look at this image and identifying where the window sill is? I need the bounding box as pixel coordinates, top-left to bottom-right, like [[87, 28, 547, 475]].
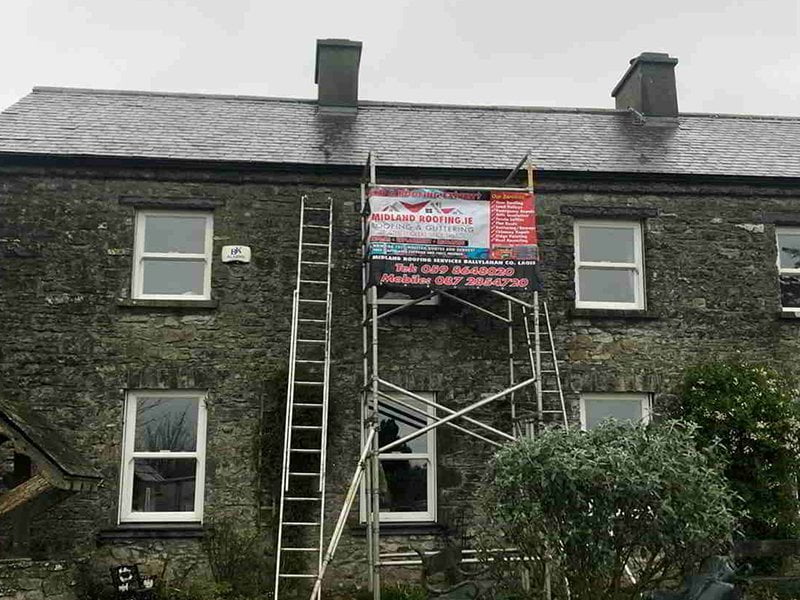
[[97, 523, 205, 541], [568, 307, 658, 320], [778, 310, 800, 320], [116, 298, 219, 309], [350, 522, 444, 537]]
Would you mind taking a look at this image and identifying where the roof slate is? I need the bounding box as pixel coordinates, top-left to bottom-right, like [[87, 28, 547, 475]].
[[0, 396, 102, 482], [1, 86, 799, 178]]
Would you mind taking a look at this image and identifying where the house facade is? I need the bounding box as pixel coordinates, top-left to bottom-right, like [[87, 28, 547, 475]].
[[1, 39, 800, 598]]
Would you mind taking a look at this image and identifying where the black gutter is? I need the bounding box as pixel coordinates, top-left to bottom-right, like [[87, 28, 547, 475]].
[[2, 152, 800, 188]]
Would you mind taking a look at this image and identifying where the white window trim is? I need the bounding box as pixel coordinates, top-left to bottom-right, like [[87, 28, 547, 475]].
[[776, 226, 800, 312], [132, 210, 213, 301], [360, 392, 437, 523], [119, 390, 208, 523], [579, 392, 652, 431], [574, 219, 645, 310]]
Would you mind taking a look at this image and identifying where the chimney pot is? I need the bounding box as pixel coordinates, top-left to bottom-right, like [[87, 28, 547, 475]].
[[612, 52, 679, 120], [315, 38, 362, 114]]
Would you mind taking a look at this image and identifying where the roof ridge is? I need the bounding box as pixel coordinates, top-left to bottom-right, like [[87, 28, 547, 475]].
[[361, 100, 625, 115], [32, 86, 317, 105], [28, 87, 626, 114], [27, 86, 800, 121], [677, 110, 800, 122]]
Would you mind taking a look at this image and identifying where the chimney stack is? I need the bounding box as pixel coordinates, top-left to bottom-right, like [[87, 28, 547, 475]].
[[612, 52, 679, 121], [315, 39, 362, 114]]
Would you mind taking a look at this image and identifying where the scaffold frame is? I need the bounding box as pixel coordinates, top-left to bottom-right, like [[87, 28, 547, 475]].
[[307, 152, 568, 600]]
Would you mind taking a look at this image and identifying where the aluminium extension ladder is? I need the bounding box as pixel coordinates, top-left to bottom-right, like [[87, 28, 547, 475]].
[[520, 298, 570, 600], [521, 298, 569, 435], [274, 196, 334, 600]]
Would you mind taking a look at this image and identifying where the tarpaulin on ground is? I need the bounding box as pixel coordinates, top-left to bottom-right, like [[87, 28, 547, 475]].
[[367, 186, 541, 291]]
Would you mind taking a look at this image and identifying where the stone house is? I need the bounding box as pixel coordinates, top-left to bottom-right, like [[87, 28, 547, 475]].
[[1, 38, 800, 598]]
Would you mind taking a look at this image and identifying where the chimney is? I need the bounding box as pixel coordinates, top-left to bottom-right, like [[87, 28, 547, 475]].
[[611, 52, 679, 121], [315, 38, 362, 114]]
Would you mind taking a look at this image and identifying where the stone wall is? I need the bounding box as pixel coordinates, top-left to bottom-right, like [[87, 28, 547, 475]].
[[2, 164, 800, 593], [0, 559, 77, 600]]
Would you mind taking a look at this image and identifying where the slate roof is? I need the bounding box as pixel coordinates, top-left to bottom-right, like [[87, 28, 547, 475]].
[[0, 396, 102, 482], [1, 86, 799, 179]]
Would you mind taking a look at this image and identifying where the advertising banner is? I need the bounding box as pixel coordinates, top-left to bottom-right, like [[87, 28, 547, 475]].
[[367, 187, 541, 291]]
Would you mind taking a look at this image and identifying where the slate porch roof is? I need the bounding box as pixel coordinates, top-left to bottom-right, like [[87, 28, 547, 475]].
[[0, 396, 102, 484], [1, 86, 799, 179]]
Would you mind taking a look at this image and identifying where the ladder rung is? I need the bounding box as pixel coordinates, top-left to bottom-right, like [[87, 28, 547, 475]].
[[283, 547, 319, 552], [296, 359, 325, 363], [303, 224, 330, 229], [289, 471, 321, 477], [300, 280, 328, 284], [295, 403, 323, 408], [286, 496, 321, 502], [542, 410, 567, 414], [303, 242, 329, 247], [296, 381, 324, 386], [292, 425, 323, 430], [299, 299, 327, 304], [301, 261, 328, 265], [291, 448, 322, 454], [304, 207, 329, 212], [297, 338, 326, 343], [542, 390, 563, 393], [279, 574, 317, 579], [298, 319, 326, 324], [284, 521, 321, 526]]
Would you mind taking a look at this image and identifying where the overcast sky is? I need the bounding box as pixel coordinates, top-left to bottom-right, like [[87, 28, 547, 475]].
[[2, 0, 799, 116]]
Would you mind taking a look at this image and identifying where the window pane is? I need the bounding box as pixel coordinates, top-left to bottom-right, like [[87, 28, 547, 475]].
[[131, 458, 196, 512], [142, 259, 205, 296], [377, 400, 428, 454], [578, 267, 636, 303], [144, 215, 207, 254], [584, 398, 643, 430], [778, 233, 800, 269], [579, 226, 635, 263], [780, 275, 800, 308], [135, 396, 198, 452], [379, 458, 428, 513]]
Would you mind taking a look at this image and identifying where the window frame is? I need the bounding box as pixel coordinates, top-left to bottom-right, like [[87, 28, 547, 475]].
[[360, 392, 437, 523], [131, 210, 214, 301], [776, 226, 800, 311], [579, 392, 652, 431], [118, 390, 208, 524], [574, 219, 645, 310]]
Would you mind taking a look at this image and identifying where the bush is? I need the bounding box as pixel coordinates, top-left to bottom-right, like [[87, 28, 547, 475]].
[[477, 421, 737, 600], [156, 521, 273, 600], [202, 521, 271, 599], [674, 362, 800, 539]]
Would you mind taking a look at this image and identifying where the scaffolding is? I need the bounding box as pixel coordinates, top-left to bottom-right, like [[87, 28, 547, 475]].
[[304, 153, 568, 600]]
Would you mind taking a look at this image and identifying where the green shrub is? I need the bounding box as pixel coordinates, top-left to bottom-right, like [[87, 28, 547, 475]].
[[203, 521, 271, 599], [674, 362, 800, 539], [477, 420, 737, 600]]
